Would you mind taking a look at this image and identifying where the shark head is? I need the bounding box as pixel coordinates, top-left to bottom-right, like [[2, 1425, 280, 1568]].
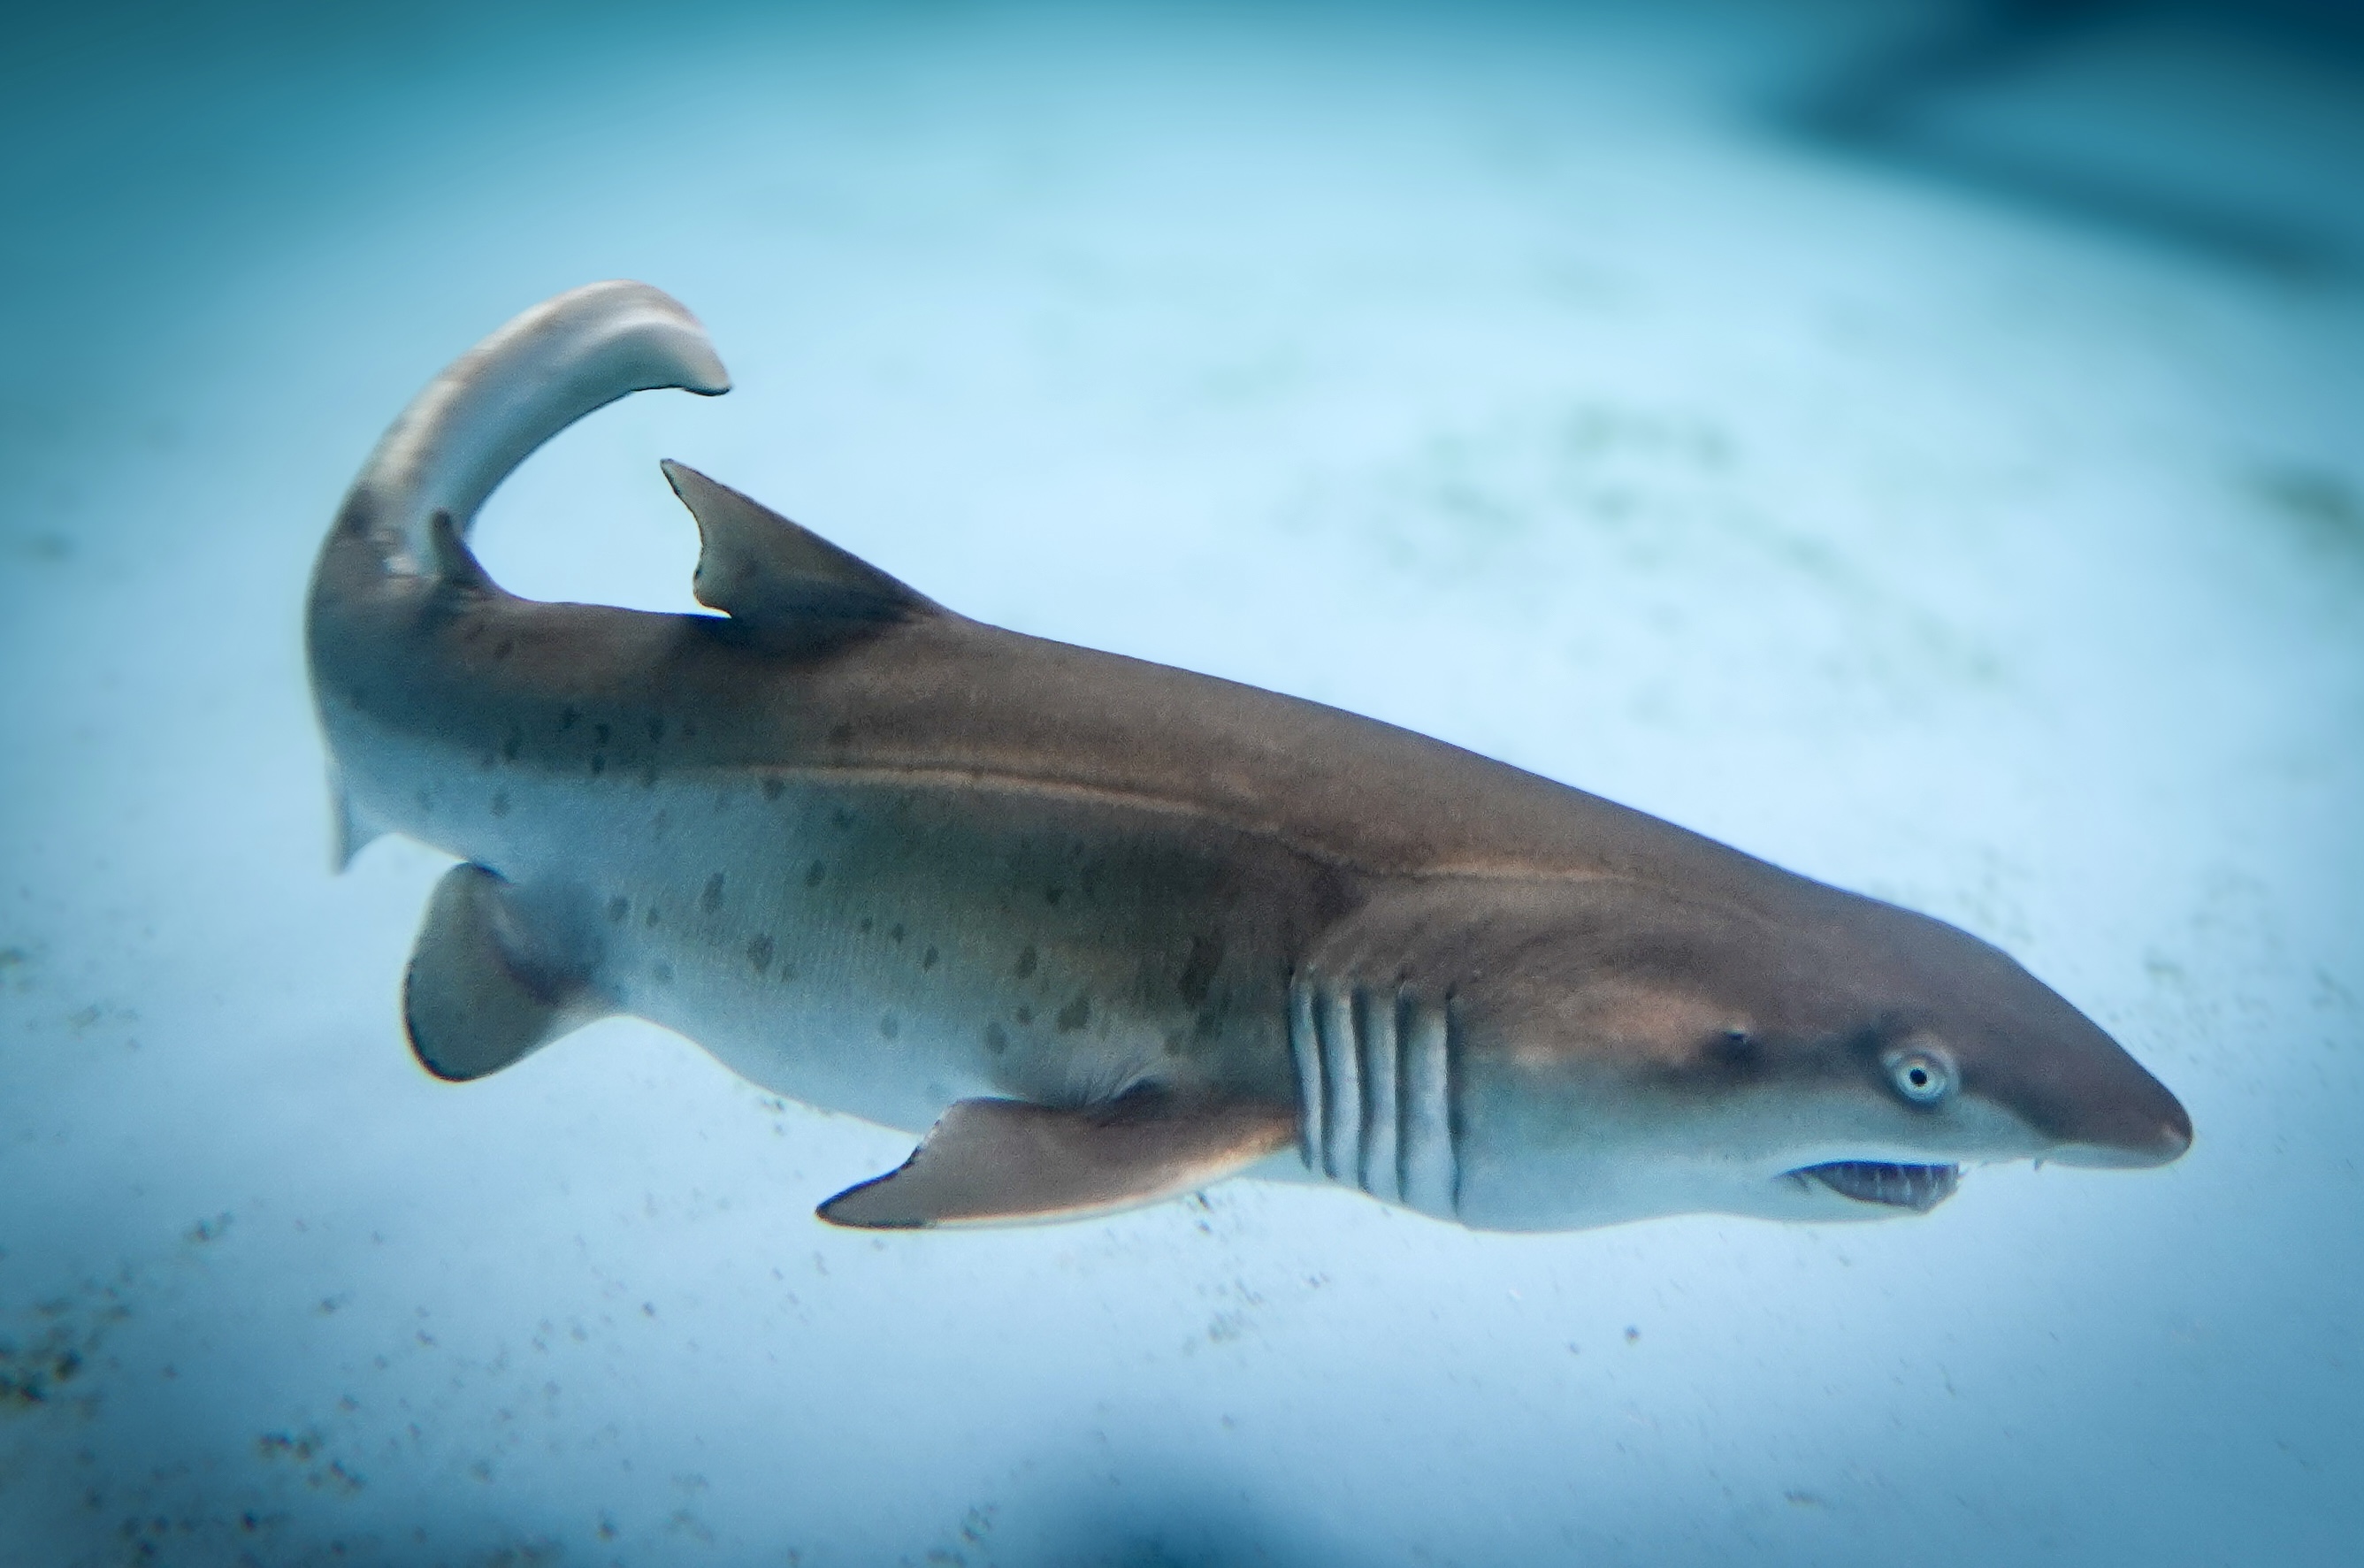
[[1382, 874, 2191, 1231]]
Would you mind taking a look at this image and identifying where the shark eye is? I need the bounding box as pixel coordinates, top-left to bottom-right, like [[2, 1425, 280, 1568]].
[[1886, 1048, 1955, 1105]]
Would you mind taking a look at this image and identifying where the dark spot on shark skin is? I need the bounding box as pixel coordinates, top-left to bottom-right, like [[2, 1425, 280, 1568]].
[[858, 916, 875, 935], [1194, 1006, 1224, 1040], [702, 874, 725, 914], [645, 905, 662, 928], [593, 723, 610, 746], [591, 753, 606, 776], [1164, 1030, 1186, 1058], [747, 935, 774, 975], [1178, 931, 1225, 1007], [805, 861, 826, 889], [828, 722, 854, 746], [1015, 945, 1038, 979], [648, 716, 666, 744], [607, 897, 630, 924], [1015, 1006, 1033, 1026], [560, 707, 579, 731], [879, 1013, 899, 1039], [1057, 994, 1091, 1032], [889, 923, 905, 944], [1045, 886, 1065, 906], [501, 727, 522, 762], [1707, 1029, 1764, 1075], [984, 1021, 1008, 1054], [489, 791, 510, 818], [653, 961, 674, 985], [922, 945, 939, 970], [831, 807, 854, 830], [652, 810, 671, 840], [762, 777, 784, 801], [494, 637, 514, 660], [681, 720, 697, 738], [640, 764, 660, 789]]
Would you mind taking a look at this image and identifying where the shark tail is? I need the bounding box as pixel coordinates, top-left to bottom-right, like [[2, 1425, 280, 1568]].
[[307, 280, 731, 869], [315, 279, 731, 586]]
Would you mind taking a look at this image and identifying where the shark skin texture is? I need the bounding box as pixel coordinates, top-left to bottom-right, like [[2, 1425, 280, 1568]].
[[306, 281, 2192, 1234]]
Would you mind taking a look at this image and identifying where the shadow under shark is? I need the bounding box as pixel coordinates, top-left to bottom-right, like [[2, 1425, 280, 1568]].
[[307, 282, 2192, 1233]]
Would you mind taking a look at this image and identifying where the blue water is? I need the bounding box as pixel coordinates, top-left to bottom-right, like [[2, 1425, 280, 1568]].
[[4, 4, 2360, 1563]]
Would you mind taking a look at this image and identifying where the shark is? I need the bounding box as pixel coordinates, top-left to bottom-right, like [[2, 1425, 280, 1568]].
[[308, 280, 2192, 1233]]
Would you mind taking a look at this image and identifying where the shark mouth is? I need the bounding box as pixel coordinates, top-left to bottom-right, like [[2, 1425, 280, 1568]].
[[1792, 1160, 1961, 1212]]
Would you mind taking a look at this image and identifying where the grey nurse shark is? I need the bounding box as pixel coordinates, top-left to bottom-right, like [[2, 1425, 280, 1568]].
[[308, 280, 2192, 1233]]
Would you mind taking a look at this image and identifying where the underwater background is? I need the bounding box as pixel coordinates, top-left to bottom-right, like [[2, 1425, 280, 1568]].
[[3, 2, 2360, 1563]]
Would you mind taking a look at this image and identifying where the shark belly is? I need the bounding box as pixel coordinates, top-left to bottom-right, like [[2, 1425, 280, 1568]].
[[348, 708, 1317, 1138]]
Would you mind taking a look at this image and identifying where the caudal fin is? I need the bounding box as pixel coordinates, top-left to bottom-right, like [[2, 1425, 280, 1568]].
[[319, 280, 730, 584], [307, 283, 731, 871]]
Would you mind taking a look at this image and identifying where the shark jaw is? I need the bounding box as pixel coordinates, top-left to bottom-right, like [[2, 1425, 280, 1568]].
[[1788, 1159, 1963, 1212]]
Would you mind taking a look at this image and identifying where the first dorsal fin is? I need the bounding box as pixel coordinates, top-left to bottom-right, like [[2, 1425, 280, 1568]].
[[661, 460, 937, 631]]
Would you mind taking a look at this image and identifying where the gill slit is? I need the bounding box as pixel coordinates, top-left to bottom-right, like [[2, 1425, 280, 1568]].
[[1288, 972, 1457, 1219]]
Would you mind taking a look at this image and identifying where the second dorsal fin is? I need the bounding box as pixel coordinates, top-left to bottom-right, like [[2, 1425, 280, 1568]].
[[661, 459, 937, 631]]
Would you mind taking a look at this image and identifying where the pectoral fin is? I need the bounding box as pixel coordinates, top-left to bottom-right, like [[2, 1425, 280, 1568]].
[[404, 863, 609, 1082], [817, 1090, 1295, 1229]]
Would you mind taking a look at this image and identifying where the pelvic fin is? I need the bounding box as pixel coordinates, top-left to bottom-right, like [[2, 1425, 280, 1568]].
[[404, 862, 610, 1082]]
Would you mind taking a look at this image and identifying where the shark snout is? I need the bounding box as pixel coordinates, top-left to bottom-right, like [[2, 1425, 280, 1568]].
[[1960, 987, 2194, 1172], [2019, 1026, 2193, 1169], [2046, 1089, 2192, 1169], [1950, 957, 2197, 1172]]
